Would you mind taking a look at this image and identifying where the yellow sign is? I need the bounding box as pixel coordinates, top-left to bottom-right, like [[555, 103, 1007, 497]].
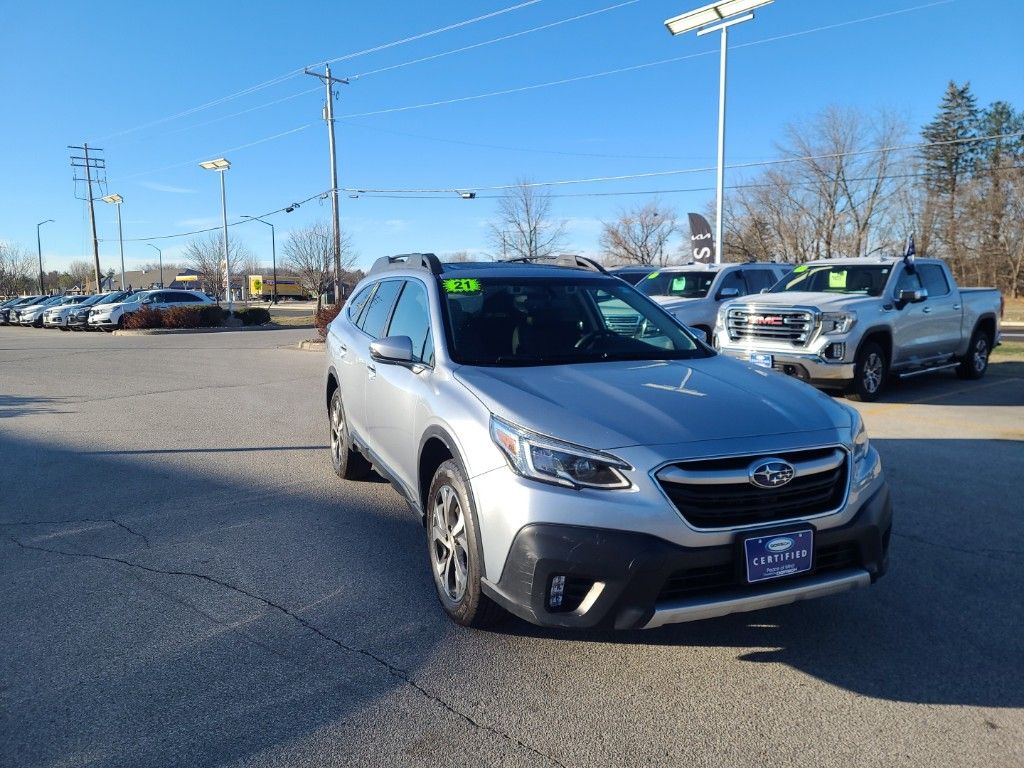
[[828, 270, 848, 289], [249, 275, 264, 295], [176, 274, 198, 282]]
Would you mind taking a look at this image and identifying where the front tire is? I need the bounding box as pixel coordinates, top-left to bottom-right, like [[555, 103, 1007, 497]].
[[956, 328, 991, 380], [846, 341, 888, 402], [426, 459, 505, 628], [329, 389, 370, 480]]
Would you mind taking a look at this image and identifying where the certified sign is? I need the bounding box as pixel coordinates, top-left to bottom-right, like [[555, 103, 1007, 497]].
[[744, 530, 813, 583]]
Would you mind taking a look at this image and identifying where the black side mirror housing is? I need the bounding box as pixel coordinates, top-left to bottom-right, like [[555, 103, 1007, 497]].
[[896, 288, 928, 308], [716, 287, 741, 301]]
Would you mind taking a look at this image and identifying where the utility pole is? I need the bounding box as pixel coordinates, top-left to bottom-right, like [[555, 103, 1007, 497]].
[[69, 144, 106, 290], [305, 63, 349, 305]]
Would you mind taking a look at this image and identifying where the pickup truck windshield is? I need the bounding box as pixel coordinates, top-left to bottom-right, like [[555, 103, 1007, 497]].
[[441, 277, 708, 366], [771, 265, 892, 296], [637, 271, 716, 299]]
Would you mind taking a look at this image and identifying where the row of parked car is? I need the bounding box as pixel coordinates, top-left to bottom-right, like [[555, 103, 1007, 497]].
[[0, 289, 216, 331]]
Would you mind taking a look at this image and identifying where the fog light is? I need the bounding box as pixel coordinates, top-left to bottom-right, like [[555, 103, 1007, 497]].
[[825, 342, 845, 360], [548, 575, 566, 608]]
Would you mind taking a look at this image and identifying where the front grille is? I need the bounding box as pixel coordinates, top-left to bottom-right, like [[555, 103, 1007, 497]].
[[604, 312, 641, 335], [726, 307, 815, 346], [657, 447, 849, 529], [657, 540, 861, 603]]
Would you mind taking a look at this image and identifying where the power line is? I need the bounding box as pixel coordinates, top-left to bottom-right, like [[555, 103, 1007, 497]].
[[104, 0, 959, 181], [346, 0, 640, 80], [337, 132, 1024, 194], [337, 0, 956, 120], [98, 0, 545, 141]]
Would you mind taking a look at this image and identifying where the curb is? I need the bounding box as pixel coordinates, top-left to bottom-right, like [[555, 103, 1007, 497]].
[[112, 323, 289, 336], [298, 339, 325, 351]]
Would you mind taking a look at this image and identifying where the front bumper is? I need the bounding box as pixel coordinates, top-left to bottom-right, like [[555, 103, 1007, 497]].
[[719, 346, 855, 384], [482, 483, 891, 630]]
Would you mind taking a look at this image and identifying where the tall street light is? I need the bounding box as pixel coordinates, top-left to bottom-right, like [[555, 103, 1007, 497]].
[[241, 215, 277, 304], [36, 219, 54, 294], [101, 194, 126, 291], [147, 244, 163, 288], [665, 0, 773, 264], [199, 157, 232, 310]]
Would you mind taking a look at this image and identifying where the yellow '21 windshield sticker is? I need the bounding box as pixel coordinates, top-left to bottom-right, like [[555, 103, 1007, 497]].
[[829, 270, 848, 288], [442, 278, 481, 293]]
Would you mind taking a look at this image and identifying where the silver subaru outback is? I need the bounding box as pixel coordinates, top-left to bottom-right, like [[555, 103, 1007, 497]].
[[324, 254, 892, 630]]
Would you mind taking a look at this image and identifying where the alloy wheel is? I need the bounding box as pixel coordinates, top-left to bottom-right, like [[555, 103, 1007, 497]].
[[862, 352, 883, 394], [431, 484, 469, 602], [973, 337, 988, 373]]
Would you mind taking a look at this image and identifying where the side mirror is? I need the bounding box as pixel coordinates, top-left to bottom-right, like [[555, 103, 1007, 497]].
[[896, 288, 927, 307], [759, 287, 772, 294], [716, 287, 741, 301], [369, 335, 415, 365], [684, 325, 708, 344]]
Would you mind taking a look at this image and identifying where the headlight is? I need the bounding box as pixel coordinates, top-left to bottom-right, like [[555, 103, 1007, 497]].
[[822, 311, 856, 335], [489, 416, 632, 490], [851, 411, 870, 463]]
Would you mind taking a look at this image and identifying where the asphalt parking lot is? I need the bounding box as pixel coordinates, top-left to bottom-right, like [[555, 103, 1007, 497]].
[[2, 327, 1022, 768]]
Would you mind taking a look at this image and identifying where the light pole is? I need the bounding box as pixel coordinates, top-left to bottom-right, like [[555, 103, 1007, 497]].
[[241, 215, 277, 304], [146, 244, 163, 288], [101, 194, 126, 290], [36, 219, 54, 294], [665, 0, 773, 264], [199, 158, 232, 310]]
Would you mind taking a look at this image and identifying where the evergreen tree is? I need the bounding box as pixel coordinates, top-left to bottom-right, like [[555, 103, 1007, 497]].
[[919, 81, 980, 275]]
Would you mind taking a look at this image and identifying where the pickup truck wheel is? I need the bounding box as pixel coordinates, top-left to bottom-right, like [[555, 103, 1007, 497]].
[[956, 329, 991, 380], [847, 342, 887, 402], [329, 389, 371, 480], [426, 459, 505, 628]]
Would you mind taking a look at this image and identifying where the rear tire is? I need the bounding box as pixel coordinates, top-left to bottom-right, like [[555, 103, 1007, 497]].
[[846, 341, 888, 402], [426, 459, 506, 628], [956, 328, 991, 380], [329, 389, 371, 480]]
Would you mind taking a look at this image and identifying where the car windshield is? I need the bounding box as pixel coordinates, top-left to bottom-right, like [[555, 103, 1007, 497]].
[[637, 270, 717, 299], [440, 276, 709, 367], [78, 293, 107, 307], [770, 264, 892, 296], [96, 292, 131, 305]]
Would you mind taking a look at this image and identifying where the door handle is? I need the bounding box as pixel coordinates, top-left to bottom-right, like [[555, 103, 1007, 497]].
[[338, 343, 347, 353], [922, 306, 931, 313], [367, 364, 377, 378], [952, 304, 961, 311]]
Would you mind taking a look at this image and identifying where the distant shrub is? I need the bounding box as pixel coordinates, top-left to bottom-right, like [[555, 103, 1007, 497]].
[[198, 305, 229, 327], [123, 306, 163, 329], [315, 303, 341, 340], [233, 306, 271, 326]]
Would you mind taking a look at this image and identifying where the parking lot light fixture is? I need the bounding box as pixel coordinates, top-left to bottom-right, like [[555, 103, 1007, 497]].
[[102, 194, 127, 291], [664, 0, 773, 264], [36, 219, 54, 294], [199, 157, 232, 310], [146, 243, 163, 288], [241, 215, 277, 304]]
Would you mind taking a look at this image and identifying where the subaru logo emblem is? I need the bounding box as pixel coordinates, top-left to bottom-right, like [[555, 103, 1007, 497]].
[[749, 458, 795, 489]]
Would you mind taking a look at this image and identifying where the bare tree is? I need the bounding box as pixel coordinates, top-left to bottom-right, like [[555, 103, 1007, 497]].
[[599, 200, 680, 266], [183, 233, 252, 300], [487, 180, 567, 260], [65, 259, 94, 288], [722, 106, 909, 262], [283, 220, 357, 311], [0, 242, 35, 295]]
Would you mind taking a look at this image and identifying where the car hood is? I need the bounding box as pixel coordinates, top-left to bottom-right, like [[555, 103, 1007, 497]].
[[453, 355, 851, 450], [729, 292, 879, 311]]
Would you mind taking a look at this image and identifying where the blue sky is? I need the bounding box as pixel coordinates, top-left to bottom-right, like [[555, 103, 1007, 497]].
[[3, 0, 1022, 273]]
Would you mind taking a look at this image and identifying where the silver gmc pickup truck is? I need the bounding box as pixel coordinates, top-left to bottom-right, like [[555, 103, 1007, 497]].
[[715, 256, 1003, 400]]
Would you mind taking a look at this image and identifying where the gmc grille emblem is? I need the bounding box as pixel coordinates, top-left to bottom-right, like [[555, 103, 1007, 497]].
[[751, 315, 784, 326]]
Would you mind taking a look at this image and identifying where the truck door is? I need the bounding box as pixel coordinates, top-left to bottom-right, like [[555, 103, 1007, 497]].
[[890, 265, 930, 365], [916, 263, 963, 359]]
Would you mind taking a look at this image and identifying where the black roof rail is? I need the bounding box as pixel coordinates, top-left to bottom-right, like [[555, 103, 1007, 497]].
[[499, 254, 608, 274], [369, 252, 444, 276]]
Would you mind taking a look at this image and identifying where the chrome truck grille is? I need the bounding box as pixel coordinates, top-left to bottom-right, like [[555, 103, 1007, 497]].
[[726, 307, 815, 346]]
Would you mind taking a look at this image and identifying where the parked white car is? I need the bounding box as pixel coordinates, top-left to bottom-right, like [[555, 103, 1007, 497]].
[[42, 295, 96, 329], [87, 289, 215, 330]]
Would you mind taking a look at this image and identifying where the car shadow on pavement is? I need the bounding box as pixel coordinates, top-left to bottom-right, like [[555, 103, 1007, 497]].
[[494, 437, 1024, 709], [0, 431, 447, 767], [0, 394, 73, 418], [833, 362, 1024, 407]]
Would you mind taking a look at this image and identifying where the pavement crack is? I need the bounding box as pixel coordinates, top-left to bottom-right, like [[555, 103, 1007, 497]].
[[111, 519, 151, 547], [8, 535, 568, 768]]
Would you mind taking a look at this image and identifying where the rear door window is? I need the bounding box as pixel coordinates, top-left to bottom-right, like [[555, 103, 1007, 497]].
[[347, 284, 375, 325], [743, 269, 776, 294]]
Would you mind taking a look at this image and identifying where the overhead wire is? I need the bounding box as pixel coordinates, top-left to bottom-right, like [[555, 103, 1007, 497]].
[[98, 0, 545, 141]]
